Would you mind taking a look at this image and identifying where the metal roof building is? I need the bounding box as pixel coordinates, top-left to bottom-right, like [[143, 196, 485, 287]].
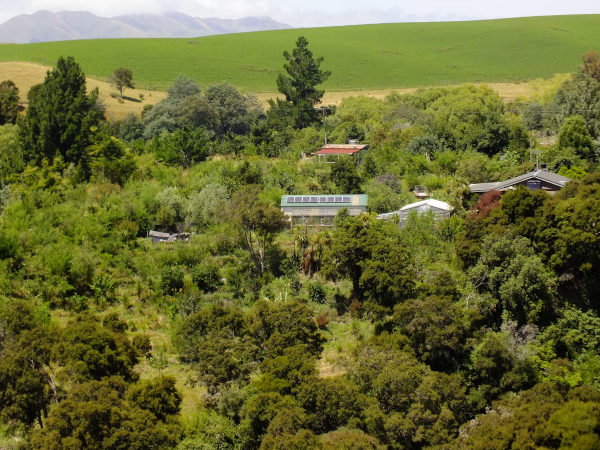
[[469, 170, 571, 194], [378, 199, 454, 227], [281, 194, 368, 227]]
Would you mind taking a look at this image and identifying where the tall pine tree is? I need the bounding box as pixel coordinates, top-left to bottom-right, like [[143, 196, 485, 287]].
[[270, 36, 331, 129], [19, 56, 104, 172]]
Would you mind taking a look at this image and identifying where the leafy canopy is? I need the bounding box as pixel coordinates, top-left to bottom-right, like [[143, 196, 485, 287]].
[[111, 66, 135, 98]]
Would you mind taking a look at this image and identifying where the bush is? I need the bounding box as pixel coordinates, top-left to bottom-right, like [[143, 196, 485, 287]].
[[30, 377, 180, 449], [316, 313, 330, 330], [161, 265, 185, 295], [179, 409, 239, 449], [132, 334, 152, 358], [0, 230, 18, 260], [68, 248, 97, 293], [127, 376, 182, 421], [307, 281, 327, 304], [191, 262, 222, 293]]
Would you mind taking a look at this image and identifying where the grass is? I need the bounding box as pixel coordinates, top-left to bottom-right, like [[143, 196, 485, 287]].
[[0, 423, 26, 449], [318, 317, 374, 378], [0, 60, 539, 121], [0, 62, 166, 121], [0, 15, 598, 93]]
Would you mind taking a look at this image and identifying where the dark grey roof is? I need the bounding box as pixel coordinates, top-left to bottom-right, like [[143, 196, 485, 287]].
[[469, 170, 571, 193], [468, 182, 502, 193]]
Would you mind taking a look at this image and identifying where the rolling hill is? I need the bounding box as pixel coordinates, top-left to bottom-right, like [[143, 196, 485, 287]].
[[0, 15, 598, 92]]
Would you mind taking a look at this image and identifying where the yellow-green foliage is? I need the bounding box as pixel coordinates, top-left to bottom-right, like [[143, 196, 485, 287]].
[[528, 73, 572, 103]]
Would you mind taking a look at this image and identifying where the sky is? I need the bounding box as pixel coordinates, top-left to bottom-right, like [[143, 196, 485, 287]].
[[0, 0, 598, 27]]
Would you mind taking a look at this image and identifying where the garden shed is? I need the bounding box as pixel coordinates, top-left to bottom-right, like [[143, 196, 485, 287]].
[[378, 199, 453, 227], [148, 231, 190, 243], [313, 141, 368, 163]]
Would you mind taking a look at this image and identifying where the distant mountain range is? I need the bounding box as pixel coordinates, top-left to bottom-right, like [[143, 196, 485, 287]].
[[0, 10, 292, 43]]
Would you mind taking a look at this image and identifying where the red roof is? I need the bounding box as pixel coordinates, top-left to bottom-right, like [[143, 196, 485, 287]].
[[314, 144, 368, 155]]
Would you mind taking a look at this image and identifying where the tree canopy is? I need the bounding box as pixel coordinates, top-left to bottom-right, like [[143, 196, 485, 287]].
[[111, 67, 135, 98], [271, 36, 331, 129], [0, 80, 20, 125], [18, 56, 104, 171]]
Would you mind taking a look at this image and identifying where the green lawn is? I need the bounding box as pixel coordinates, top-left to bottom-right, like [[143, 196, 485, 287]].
[[0, 15, 598, 92]]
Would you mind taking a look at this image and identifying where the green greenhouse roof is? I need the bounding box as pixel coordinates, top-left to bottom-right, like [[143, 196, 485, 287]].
[[281, 194, 368, 207]]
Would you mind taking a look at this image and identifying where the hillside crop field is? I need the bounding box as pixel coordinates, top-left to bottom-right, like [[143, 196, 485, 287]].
[[0, 14, 598, 92]]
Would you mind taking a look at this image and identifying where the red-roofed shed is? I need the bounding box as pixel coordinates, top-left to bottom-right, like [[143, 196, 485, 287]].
[[313, 142, 369, 163]]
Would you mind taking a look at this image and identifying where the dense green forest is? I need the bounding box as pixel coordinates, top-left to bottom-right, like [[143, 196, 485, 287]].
[[0, 39, 599, 449]]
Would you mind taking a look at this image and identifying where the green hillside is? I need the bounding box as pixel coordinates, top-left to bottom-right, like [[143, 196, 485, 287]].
[[0, 14, 599, 92]]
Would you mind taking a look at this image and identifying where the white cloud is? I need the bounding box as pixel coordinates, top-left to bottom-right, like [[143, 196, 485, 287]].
[[0, 0, 273, 21], [0, 0, 597, 26]]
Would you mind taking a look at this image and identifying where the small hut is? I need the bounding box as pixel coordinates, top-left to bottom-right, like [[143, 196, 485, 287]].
[[148, 231, 190, 243], [313, 141, 369, 164]]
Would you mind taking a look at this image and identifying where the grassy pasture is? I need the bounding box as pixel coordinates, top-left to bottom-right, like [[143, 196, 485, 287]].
[[0, 62, 167, 120], [0, 61, 562, 122], [0, 15, 597, 93]]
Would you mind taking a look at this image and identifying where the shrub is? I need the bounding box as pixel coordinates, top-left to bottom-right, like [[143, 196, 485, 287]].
[[316, 313, 330, 330], [191, 262, 222, 293], [132, 334, 152, 358], [307, 281, 327, 304], [161, 265, 185, 295]]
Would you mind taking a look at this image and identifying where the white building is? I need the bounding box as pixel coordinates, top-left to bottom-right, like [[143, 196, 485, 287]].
[[378, 199, 453, 227]]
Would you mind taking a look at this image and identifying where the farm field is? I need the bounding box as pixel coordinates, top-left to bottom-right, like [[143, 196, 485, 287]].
[[0, 62, 166, 121], [0, 61, 563, 120], [0, 14, 598, 93]]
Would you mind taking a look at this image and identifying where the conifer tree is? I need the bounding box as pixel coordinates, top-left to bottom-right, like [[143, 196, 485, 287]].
[[0, 80, 19, 125], [18, 56, 104, 171], [271, 36, 331, 129]]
